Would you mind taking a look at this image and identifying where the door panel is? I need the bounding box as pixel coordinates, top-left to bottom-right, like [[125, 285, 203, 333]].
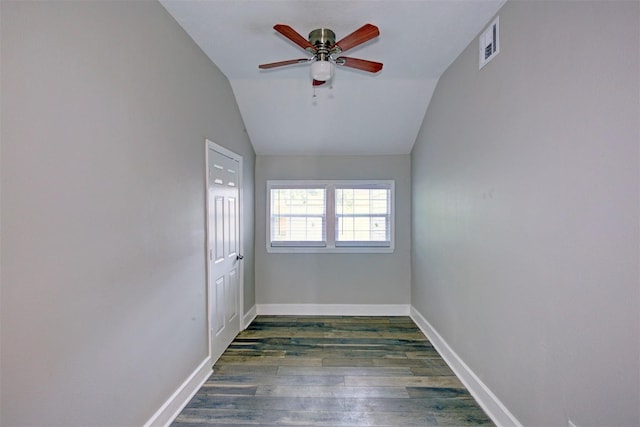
[[228, 198, 237, 256], [228, 268, 238, 321], [214, 196, 225, 264], [214, 276, 225, 335]]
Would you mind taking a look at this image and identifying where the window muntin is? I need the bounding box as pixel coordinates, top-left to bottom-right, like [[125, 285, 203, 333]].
[[267, 180, 394, 253]]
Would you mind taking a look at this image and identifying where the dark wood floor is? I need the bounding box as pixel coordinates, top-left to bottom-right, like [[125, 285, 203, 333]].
[[173, 316, 494, 426]]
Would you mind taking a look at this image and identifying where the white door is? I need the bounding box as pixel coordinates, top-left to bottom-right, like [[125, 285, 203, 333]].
[[207, 143, 242, 363]]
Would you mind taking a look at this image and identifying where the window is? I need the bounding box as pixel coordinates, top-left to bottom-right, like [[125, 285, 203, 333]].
[[270, 186, 326, 246], [335, 185, 391, 247], [267, 180, 394, 253]]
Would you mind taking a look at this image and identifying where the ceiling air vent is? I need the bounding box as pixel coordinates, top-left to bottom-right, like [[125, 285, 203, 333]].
[[479, 16, 499, 69]]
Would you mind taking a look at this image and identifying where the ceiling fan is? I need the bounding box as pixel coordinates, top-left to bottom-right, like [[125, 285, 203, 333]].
[[258, 23, 383, 86]]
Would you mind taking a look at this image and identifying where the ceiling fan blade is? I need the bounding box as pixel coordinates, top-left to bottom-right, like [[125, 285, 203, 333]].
[[312, 79, 326, 86], [334, 24, 379, 53], [259, 58, 309, 69], [274, 24, 315, 52], [337, 57, 383, 73]]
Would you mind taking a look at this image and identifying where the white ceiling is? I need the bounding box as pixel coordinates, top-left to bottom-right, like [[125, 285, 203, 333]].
[[160, 0, 506, 155]]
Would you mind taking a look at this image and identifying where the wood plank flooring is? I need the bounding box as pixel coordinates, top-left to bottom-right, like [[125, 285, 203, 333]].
[[173, 316, 494, 426]]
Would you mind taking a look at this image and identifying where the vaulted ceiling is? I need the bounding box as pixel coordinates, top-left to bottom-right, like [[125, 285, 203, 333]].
[[160, 0, 506, 155]]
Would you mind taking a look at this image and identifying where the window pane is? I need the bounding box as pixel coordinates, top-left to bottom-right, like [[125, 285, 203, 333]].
[[337, 216, 388, 241], [271, 188, 326, 242], [335, 187, 390, 244]]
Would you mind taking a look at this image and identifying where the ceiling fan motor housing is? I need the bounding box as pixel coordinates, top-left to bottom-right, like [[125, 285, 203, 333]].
[[309, 28, 337, 60], [309, 28, 336, 48]]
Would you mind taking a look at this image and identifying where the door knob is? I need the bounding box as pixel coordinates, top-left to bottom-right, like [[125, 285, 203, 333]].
[[236, 254, 244, 260]]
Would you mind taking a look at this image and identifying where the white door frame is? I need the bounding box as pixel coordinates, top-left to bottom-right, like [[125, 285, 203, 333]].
[[204, 139, 244, 359]]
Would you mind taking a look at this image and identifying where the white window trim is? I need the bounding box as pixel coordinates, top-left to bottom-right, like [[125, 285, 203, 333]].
[[267, 180, 395, 254]]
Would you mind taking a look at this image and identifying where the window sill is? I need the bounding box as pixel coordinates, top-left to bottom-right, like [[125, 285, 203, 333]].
[[266, 245, 395, 254]]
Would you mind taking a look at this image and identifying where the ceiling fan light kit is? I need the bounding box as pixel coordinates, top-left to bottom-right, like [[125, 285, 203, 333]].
[[259, 23, 383, 86], [310, 61, 334, 81]]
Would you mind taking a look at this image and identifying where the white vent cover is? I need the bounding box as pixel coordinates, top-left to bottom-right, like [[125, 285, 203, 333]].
[[479, 16, 499, 69]]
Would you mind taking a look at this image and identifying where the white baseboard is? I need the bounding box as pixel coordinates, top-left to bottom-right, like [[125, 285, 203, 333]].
[[409, 306, 521, 427], [144, 356, 212, 427], [243, 304, 257, 329], [256, 304, 410, 316]]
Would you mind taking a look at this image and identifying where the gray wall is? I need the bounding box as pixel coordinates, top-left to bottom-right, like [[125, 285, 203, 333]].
[[0, 1, 255, 425], [255, 155, 411, 305], [411, 1, 639, 426]]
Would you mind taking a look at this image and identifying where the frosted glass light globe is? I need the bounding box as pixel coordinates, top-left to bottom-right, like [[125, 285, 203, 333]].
[[310, 61, 334, 81]]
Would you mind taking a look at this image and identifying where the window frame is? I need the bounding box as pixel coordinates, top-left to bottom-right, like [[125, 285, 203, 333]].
[[267, 180, 395, 254]]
